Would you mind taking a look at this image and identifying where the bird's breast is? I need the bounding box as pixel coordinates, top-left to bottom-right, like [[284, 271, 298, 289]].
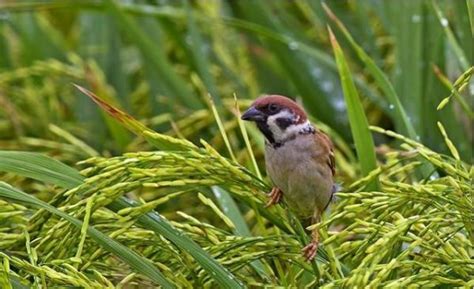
[[265, 135, 333, 218]]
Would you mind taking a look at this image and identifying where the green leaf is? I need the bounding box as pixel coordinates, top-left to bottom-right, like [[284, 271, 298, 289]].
[[322, 3, 416, 140], [328, 27, 379, 190], [0, 151, 83, 189], [9, 276, 29, 289], [212, 186, 250, 237], [103, 0, 202, 109], [323, 3, 435, 177], [182, 0, 221, 105], [0, 182, 175, 289], [468, 0, 474, 37], [432, 0, 470, 71]]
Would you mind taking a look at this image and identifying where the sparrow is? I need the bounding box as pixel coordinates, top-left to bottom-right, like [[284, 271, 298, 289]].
[[241, 95, 335, 261]]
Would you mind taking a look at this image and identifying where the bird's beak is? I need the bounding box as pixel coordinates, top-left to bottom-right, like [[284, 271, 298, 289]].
[[241, 106, 265, 122]]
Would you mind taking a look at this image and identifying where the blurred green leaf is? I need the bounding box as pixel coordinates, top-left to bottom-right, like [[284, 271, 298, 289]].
[[432, 1, 469, 71], [323, 3, 436, 177], [104, 0, 202, 109], [328, 27, 379, 190], [0, 151, 83, 189], [323, 3, 416, 140]]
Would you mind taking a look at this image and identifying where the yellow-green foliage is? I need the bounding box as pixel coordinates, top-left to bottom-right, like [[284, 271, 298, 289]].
[[0, 1, 472, 288], [0, 124, 472, 287]]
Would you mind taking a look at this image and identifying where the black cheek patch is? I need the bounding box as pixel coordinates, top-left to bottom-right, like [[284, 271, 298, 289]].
[[276, 117, 293, 130]]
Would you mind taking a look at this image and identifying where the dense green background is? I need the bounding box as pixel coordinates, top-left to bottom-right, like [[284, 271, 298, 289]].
[[0, 0, 472, 161]]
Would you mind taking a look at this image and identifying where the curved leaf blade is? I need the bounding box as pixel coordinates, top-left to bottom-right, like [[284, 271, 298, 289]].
[[0, 151, 83, 189], [328, 27, 379, 190], [323, 3, 416, 140]]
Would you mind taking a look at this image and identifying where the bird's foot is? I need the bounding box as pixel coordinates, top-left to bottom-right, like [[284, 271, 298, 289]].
[[302, 240, 319, 262], [265, 187, 282, 208]]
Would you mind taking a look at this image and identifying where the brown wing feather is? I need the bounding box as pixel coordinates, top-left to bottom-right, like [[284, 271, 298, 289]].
[[315, 131, 336, 177]]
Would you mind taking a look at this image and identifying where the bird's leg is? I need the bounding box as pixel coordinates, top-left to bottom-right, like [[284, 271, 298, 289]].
[[265, 187, 283, 207], [302, 211, 321, 261]]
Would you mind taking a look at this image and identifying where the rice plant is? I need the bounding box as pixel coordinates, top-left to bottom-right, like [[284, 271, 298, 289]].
[[0, 0, 472, 288]]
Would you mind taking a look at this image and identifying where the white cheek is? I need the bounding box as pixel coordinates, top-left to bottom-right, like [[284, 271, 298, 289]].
[[267, 111, 293, 141], [267, 116, 282, 136], [267, 111, 312, 142]]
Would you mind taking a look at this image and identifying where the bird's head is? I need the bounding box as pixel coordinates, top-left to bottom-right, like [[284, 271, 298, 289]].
[[241, 95, 314, 146]]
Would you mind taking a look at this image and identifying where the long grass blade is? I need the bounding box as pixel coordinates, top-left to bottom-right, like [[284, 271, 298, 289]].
[[432, 1, 470, 71], [468, 0, 474, 36], [103, 0, 201, 109], [328, 27, 379, 190], [209, 96, 236, 161], [323, 3, 416, 139], [0, 151, 83, 189], [323, 3, 435, 177], [234, 94, 262, 179], [183, 0, 220, 105]]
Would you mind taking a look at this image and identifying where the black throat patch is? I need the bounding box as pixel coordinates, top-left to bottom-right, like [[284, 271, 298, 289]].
[[256, 120, 276, 145]]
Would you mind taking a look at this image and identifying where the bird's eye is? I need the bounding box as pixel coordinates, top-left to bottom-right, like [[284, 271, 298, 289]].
[[268, 103, 279, 113]]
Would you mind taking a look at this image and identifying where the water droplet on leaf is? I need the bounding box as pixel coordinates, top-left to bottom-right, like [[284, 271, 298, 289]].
[[440, 18, 449, 27], [411, 14, 421, 23], [288, 42, 299, 50]]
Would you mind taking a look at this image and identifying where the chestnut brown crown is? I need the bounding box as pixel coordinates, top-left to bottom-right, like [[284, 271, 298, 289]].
[[252, 95, 307, 123]]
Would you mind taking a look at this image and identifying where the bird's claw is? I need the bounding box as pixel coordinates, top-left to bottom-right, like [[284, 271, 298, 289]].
[[265, 187, 282, 208], [302, 241, 319, 262]]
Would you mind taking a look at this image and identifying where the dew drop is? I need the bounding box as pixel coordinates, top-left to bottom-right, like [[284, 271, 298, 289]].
[[311, 67, 322, 78], [411, 14, 421, 23], [334, 98, 346, 111], [440, 18, 448, 27], [322, 81, 334, 92], [430, 172, 440, 180], [288, 41, 299, 50], [0, 12, 9, 21], [185, 35, 193, 46], [389, 104, 395, 110]]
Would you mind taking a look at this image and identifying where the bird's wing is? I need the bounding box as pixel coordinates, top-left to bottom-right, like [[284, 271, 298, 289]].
[[315, 130, 335, 177]]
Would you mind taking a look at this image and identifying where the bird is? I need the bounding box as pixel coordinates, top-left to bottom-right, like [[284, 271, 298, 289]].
[[241, 95, 335, 261]]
